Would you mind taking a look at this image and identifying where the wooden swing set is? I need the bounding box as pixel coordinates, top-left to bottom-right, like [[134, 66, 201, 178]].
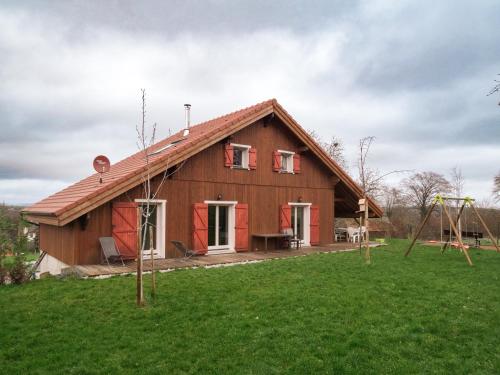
[[405, 195, 499, 266]]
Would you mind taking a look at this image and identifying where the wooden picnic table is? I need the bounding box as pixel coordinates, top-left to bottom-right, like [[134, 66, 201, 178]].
[[252, 233, 291, 251]]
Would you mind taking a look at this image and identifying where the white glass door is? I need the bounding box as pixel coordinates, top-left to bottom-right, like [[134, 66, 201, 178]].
[[208, 205, 230, 250], [291, 206, 305, 241]]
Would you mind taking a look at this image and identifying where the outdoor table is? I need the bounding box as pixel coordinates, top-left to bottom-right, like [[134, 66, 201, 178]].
[[252, 233, 291, 251]]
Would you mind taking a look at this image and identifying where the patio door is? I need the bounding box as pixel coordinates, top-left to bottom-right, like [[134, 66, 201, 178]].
[[207, 203, 236, 253], [289, 203, 311, 246]]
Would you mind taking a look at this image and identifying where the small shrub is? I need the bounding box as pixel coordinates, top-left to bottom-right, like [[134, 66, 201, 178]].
[[8, 237, 30, 285], [9, 253, 28, 284]]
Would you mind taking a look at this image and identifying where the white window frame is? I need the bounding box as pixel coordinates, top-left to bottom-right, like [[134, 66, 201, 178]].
[[204, 200, 237, 254], [288, 202, 311, 246], [135, 199, 167, 259], [231, 143, 251, 170], [278, 149, 295, 174]]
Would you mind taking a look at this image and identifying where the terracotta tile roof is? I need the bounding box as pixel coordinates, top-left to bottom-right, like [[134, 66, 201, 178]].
[[24, 98, 383, 223], [24, 99, 276, 217]]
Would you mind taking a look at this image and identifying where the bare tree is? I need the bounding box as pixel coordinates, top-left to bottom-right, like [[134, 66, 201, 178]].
[[356, 136, 410, 263], [357, 137, 409, 202], [450, 166, 465, 231], [494, 172, 500, 203], [382, 186, 406, 221], [135, 89, 179, 306], [450, 166, 465, 198], [307, 130, 348, 171], [487, 74, 500, 105], [402, 171, 452, 221]]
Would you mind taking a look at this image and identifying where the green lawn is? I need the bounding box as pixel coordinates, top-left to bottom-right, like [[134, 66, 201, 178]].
[[1, 240, 499, 374]]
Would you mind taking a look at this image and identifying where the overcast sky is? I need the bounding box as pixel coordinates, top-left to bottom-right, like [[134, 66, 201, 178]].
[[1, 0, 499, 206]]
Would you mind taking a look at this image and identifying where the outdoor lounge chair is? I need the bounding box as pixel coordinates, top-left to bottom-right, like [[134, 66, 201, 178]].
[[171, 240, 203, 258], [99, 237, 129, 267]]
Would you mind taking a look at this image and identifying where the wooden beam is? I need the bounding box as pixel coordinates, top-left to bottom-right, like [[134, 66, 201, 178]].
[[405, 201, 437, 257], [470, 203, 500, 252], [442, 203, 473, 266], [441, 202, 466, 253]]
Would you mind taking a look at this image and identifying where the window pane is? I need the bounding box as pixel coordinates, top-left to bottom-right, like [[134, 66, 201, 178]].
[[219, 206, 229, 246], [296, 207, 304, 240], [281, 155, 288, 171], [140, 204, 157, 250], [208, 205, 216, 246], [233, 148, 243, 167]]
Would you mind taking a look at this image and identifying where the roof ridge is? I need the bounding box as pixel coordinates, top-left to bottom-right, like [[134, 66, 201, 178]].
[[186, 98, 275, 132]]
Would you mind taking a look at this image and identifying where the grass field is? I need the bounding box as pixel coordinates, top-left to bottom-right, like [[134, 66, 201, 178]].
[[1, 240, 499, 374]]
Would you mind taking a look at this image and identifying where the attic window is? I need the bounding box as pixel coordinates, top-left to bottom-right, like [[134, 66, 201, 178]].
[[279, 150, 294, 173], [148, 139, 184, 156], [231, 144, 251, 169]]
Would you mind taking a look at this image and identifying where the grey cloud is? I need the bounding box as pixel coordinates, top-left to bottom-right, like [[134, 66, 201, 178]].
[[0, 0, 499, 204], [2, 0, 359, 37]]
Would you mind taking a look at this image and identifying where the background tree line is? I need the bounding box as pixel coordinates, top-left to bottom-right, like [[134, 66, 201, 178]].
[[308, 130, 500, 242]]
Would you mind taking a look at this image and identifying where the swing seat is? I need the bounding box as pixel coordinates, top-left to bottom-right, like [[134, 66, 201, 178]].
[[450, 241, 469, 250]]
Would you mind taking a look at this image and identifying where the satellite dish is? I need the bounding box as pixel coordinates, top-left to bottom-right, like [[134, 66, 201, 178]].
[[93, 155, 110, 173], [93, 155, 110, 183]]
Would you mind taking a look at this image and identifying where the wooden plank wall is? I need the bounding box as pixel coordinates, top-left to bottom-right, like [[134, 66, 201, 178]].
[[39, 222, 77, 265], [42, 117, 338, 264]]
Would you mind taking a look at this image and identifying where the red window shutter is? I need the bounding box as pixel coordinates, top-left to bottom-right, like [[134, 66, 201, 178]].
[[224, 144, 233, 167], [235, 203, 249, 252], [279, 204, 292, 231], [273, 151, 281, 172], [192, 203, 208, 254], [293, 154, 301, 174], [248, 148, 257, 170], [310, 205, 320, 245], [112, 202, 139, 260]]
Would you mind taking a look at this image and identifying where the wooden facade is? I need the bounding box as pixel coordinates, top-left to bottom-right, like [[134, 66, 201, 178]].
[[39, 116, 342, 265], [29, 100, 383, 270]]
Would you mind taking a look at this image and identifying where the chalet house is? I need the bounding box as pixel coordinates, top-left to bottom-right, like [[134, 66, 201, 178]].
[[24, 99, 382, 274]]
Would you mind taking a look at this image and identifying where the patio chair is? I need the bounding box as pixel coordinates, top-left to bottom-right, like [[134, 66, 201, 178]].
[[99, 237, 128, 267], [281, 228, 301, 250], [347, 227, 358, 243], [171, 240, 202, 258]]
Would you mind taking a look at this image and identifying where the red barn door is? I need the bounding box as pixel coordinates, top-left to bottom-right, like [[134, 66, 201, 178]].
[[112, 202, 139, 259]]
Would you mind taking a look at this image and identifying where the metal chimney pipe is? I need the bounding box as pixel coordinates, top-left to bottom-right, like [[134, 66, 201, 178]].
[[184, 104, 191, 127], [183, 104, 191, 137]]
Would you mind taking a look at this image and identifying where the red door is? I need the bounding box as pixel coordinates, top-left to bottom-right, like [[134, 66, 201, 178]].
[[112, 202, 138, 259]]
